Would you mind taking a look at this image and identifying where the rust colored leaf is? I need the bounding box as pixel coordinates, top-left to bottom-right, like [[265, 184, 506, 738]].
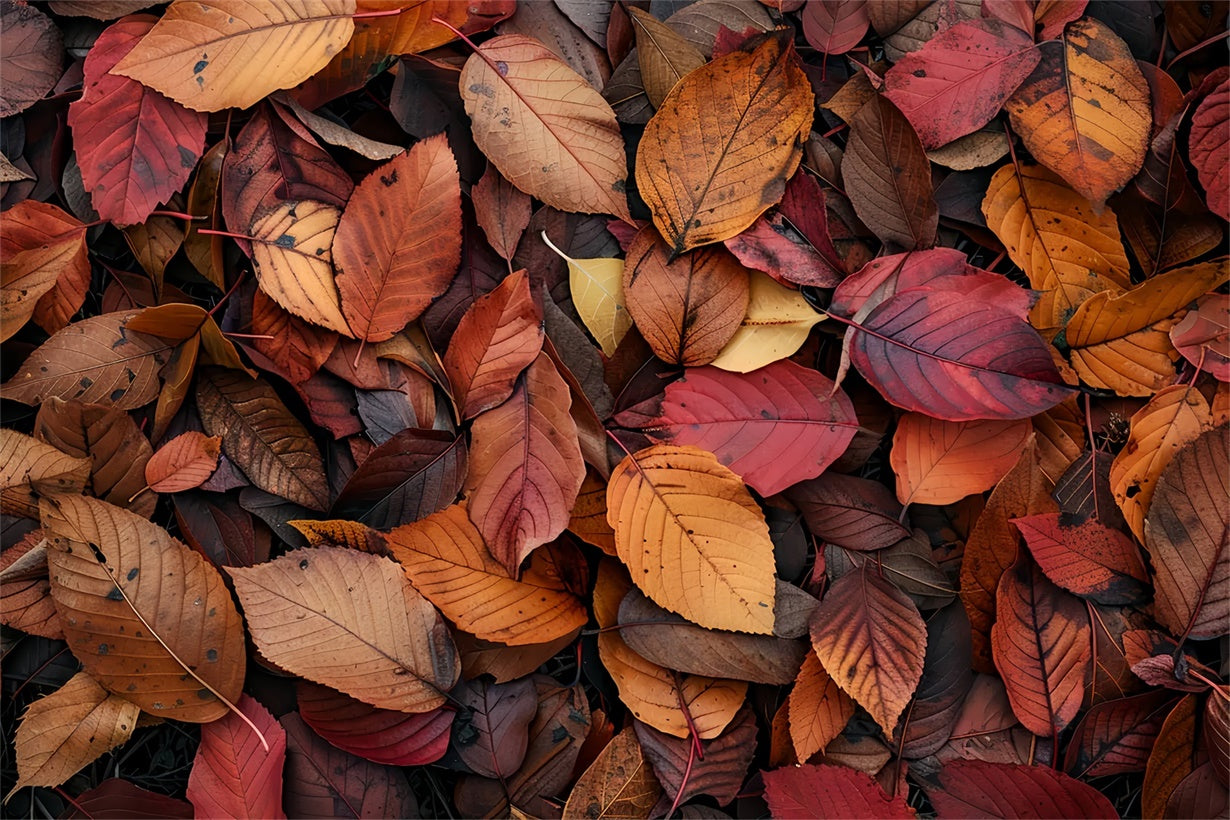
[[442, 268, 543, 419], [246, 290, 338, 385], [1189, 78, 1229, 221], [9, 672, 139, 795], [802, 0, 870, 55], [607, 444, 777, 634], [562, 725, 661, 820], [809, 564, 927, 736], [228, 546, 459, 713], [465, 353, 584, 574], [387, 503, 587, 646], [991, 553, 1091, 736], [635, 705, 758, 808], [635, 30, 814, 255], [788, 649, 856, 762], [884, 19, 1040, 149], [1065, 690, 1176, 778], [1013, 512, 1149, 605], [1145, 425, 1229, 641], [891, 414, 1032, 506], [196, 367, 330, 511], [473, 165, 533, 262], [111, 0, 357, 112], [460, 34, 631, 221], [623, 226, 750, 366], [40, 494, 247, 721], [61, 778, 192, 818], [2, 312, 172, 411], [0, 201, 88, 341], [926, 760, 1118, 818], [145, 432, 222, 494], [763, 763, 917, 819], [0, 1, 63, 117], [649, 361, 858, 496], [0, 531, 62, 639], [335, 134, 462, 342], [68, 15, 207, 226], [843, 94, 938, 250], [297, 681, 452, 767], [186, 694, 286, 820]]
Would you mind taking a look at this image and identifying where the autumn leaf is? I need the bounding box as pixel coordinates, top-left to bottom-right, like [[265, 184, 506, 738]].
[[186, 695, 286, 820]]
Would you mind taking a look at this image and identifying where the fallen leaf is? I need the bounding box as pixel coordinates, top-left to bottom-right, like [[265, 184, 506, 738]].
[[788, 650, 856, 762], [626, 6, 705, 108], [297, 680, 453, 767], [0, 429, 89, 517], [111, 0, 357, 112], [248, 200, 350, 336], [925, 760, 1118, 818], [0, 1, 63, 117], [541, 232, 631, 357], [1012, 512, 1149, 605], [562, 726, 661, 820], [763, 763, 917, 819], [228, 546, 459, 712], [635, 30, 813, 254], [709, 271, 823, 373], [802, 0, 870, 55], [890, 414, 1032, 506], [634, 705, 758, 808], [0, 201, 89, 341], [186, 694, 286, 820], [1189, 77, 1229, 220], [473, 165, 533, 262], [145, 432, 222, 494], [1170, 293, 1229, 381], [332, 428, 467, 530]]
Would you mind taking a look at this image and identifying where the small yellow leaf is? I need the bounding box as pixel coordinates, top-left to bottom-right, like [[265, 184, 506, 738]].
[[541, 231, 630, 356], [709, 272, 823, 373], [250, 201, 351, 336]]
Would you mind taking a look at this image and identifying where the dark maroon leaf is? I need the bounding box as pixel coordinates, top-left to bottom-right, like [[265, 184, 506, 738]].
[[332, 429, 467, 530]]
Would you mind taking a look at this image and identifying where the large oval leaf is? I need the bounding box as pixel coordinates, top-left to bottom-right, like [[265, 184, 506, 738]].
[[1145, 425, 1229, 641], [649, 361, 859, 496], [186, 694, 286, 820], [228, 546, 459, 713], [67, 15, 207, 226], [1005, 17, 1150, 208], [387, 503, 587, 646], [297, 681, 452, 767], [635, 30, 813, 255], [606, 444, 777, 634], [990, 554, 1091, 735], [459, 34, 630, 220], [464, 353, 585, 574], [334, 134, 462, 342], [111, 0, 357, 112], [808, 564, 927, 736], [763, 763, 917, 819], [40, 494, 246, 722]]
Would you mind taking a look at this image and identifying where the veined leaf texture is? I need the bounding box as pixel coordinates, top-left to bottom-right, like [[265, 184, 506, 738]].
[[2, 2, 1226, 817]]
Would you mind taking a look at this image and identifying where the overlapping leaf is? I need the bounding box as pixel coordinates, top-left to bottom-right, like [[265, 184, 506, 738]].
[[297, 681, 452, 767], [891, 414, 1031, 505], [186, 694, 286, 820]]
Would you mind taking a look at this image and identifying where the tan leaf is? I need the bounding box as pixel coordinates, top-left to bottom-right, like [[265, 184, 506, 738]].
[[387, 503, 587, 646], [1, 531, 63, 639], [110, 0, 357, 112], [636, 30, 813, 254], [228, 546, 459, 712], [606, 444, 777, 634], [627, 7, 705, 108], [145, 431, 222, 494], [562, 726, 662, 820], [460, 35, 631, 220], [9, 672, 139, 795], [249, 200, 351, 336], [0, 428, 89, 518], [40, 494, 247, 721]]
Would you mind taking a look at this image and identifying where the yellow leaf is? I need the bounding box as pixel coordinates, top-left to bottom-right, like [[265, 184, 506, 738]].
[[709, 272, 822, 373], [982, 163, 1131, 334], [1066, 260, 1229, 396], [606, 444, 777, 634], [541, 231, 630, 356], [111, 0, 357, 112], [249, 200, 350, 336]]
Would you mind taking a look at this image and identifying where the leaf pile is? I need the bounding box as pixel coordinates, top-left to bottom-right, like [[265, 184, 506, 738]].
[[2, 0, 1228, 817]]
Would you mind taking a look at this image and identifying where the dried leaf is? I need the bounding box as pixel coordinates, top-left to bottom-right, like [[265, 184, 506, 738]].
[[763, 763, 917, 819], [186, 694, 286, 820], [709, 271, 823, 373], [1013, 512, 1149, 605], [788, 650, 856, 762], [297, 680, 452, 767], [926, 760, 1118, 818], [473, 165, 533, 262], [635, 705, 758, 808], [802, 0, 870, 55], [248, 200, 350, 336], [1189, 77, 1229, 220], [890, 414, 1032, 505], [332, 429, 467, 530], [145, 432, 222, 494], [563, 726, 661, 820], [627, 7, 705, 108], [0, 1, 63, 117]]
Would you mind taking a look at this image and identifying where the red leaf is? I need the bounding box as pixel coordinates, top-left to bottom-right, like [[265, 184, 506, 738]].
[[763, 763, 917, 819], [63, 779, 192, 819], [1013, 511, 1150, 605], [465, 353, 585, 574], [1189, 77, 1229, 220], [648, 361, 859, 496], [801, 0, 870, 55], [145, 431, 221, 494], [883, 20, 1041, 150], [297, 681, 452, 767], [1064, 690, 1176, 778], [926, 760, 1118, 818], [991, 554, 1091, 736], [442, 268, 543, 419], [335, 134, 462, 341], [634, 706, 758, 808], [186, 694, 287, 820], [67, 15, 207, 226]]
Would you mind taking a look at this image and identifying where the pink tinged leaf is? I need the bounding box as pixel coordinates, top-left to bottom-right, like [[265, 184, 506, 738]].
[[1064, 690, 1177, 778], [1188, 79, 1229, 220], [883, 19, 1042, 150], [723, 173, 844, 288], [67, 15, 207, 226], [801, 0, 871, 55], [297, 681, 453, 767], [186, 694, 287, 820], [1169, 293, 1229, 382], [648, 361, 859, 496], [762, 763, 917, 819], [925, 759, 1118, 818]]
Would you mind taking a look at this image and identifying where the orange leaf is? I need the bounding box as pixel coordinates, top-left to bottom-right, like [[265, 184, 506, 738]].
[[145, 432, 222, 494], [635, 30, 813, 255], [788, 649, 855, 762], [0, 201, 87, 342], [472, 165, 533, 262], [0, 531, 63, 639], [991, 554, 1091, 736], [465, 353, 585, 574], [386, 503, 587, 646], [890, 413, 1032, 506], [334, 134, 462, 341], [1005, 17, 1150, 208], [1013, 513, 1150, 606], [606, 444, 777, 634]]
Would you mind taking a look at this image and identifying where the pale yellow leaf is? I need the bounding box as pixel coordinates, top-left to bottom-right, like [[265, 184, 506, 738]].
[[709, 272, 823, 373], [542, 231, 630, 356]]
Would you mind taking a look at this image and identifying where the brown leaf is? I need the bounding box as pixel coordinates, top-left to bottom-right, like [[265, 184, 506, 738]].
[[635, 30, 814, 255], [453, 676, 538, 780], [145, 432, 222, 494], [563, 725, 661, 820], [332, 428, 467, 530], [335, 134, 462, 342], [248, 200, 350, 335], [0, 201, 87, 341], [0, 531, 63, 639], [0, 1, 63, 117], [635, 705, 758, 809], [472, 165, 533, 262], [40, 494, 247, 722], [228, 546, 459, 713], [196, 367, 330, 511], [0, 428, 89, 518], [627, 7, 706, 108]]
